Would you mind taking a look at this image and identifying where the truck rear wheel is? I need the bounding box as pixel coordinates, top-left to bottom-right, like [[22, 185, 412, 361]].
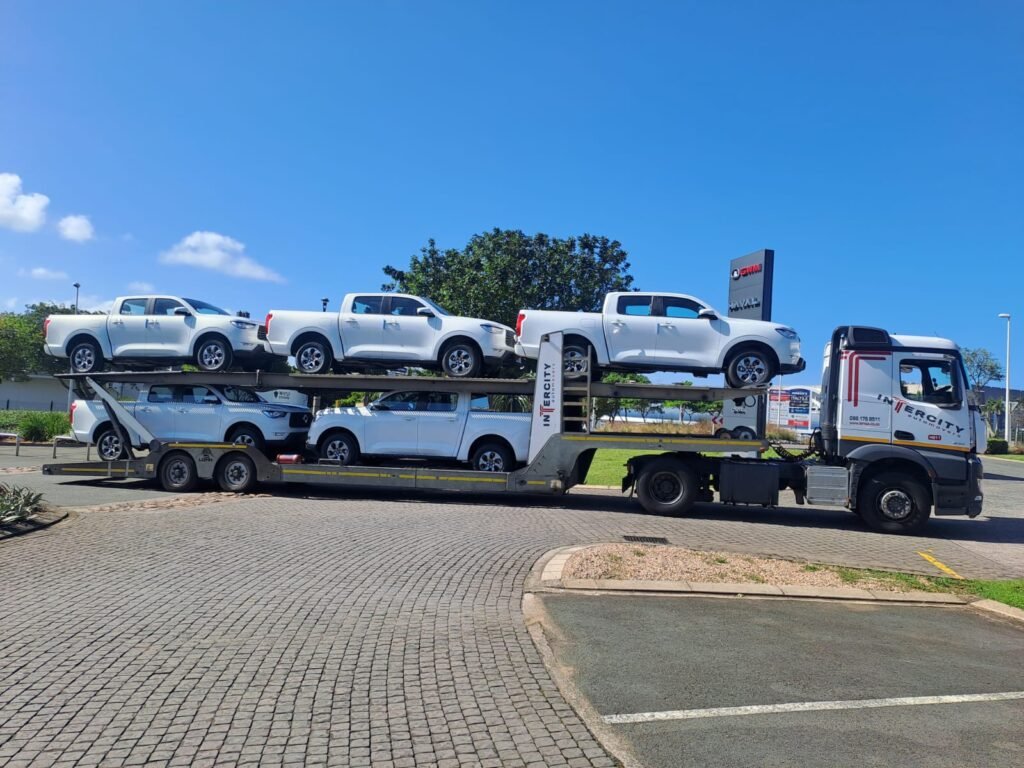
[[857, 472, 931, 534], [69, 339, 104, 374], [636, 457, 698, 516], [159, 452, 198, 493], [94, 426, 128, 461], [217, 453, 257, 493], [295, 338, 333, 374], [563, 343, 591, 379], [470, 441, 513, 472]]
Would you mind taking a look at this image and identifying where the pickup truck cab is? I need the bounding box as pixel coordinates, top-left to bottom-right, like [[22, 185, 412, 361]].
[[515, 291, 804, 387], [264, 293, 516, 377], [44, 295, 266, 374], [71, 383, 311, 460], [307, 390, 530, 471]]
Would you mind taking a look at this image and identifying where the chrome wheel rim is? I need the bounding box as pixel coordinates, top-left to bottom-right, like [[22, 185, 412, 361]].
[[324, 438, 350, 463], [98, 432, 122, 460], [232, 433, 257, 447], [72, 345, 95, 372], [165, 458, 190, 487], [298, 345, 324, 373], [477, 450, 505, 472], [446, 347, 474, 376], [649, 471, 683, 504], [563, 347, 588, 376], [223, 459, 250, 490], [879, 489, 913, 520], [735, 355, 768, 385], [199, 342, 226, 369]]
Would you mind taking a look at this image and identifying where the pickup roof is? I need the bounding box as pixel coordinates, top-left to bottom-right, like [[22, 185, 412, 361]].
[[71, 383, 311, 460], [515, 291, 804, 387], [306, 390, 531, 471], [263, 293, 516, 377], [44, 295, 266, 373]]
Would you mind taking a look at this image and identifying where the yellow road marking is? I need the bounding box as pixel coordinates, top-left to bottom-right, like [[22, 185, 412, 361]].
[[916, 551, 964, 580]]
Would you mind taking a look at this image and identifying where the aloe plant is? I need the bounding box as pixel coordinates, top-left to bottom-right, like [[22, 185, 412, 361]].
[[0, 483, 44, 523]]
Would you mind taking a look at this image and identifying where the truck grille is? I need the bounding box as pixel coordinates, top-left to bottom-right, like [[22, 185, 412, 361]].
[[505, 330, 515, 348], [289, 412, 312, 428], [257, 325, 268, 341]]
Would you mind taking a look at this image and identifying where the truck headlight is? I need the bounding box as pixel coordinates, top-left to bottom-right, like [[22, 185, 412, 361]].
[[231, 320, 258, 329], [775, 328, 799, 340], [480, 324, 505, 335], [262, 410, 287, 419]]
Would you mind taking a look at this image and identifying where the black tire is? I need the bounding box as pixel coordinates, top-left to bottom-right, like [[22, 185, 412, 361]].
[[319, 430, 360, 465], [216, 453, 257, 493], [857, 471, 931, 534], [733, 426, 758, 440], [226, 425, 265, 453], [636, 457, 699, 516], [563, 342, 592, 379], [158, 452, 198, 493], [68, 339, 104, 374], [94, 426, 128, 461], [440, 340, 481, 378], [713, 428, 733, 439], [725, 348, 776, 388], [295, 338, 333, 375], [470, 441, 513, 472], [195, 337, 232, 372]]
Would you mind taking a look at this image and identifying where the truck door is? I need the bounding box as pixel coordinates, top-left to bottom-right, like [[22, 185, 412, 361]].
[[107, 298, 151, 356], [363, 391, 421, 454], [134, 385, 177, 438], [892, 354, 971, 452], [604, 294, 662, 365], [416, 392, 463, 457], [380, 296, 437, 361], [149, 297, 193, 357], [338, 295, 385, 359], [175, 386, 224, 441], [653, 295, 723, 368], [836, 349, 892, 448]]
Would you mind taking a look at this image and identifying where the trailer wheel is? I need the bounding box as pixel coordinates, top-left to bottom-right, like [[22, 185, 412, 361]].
[[636, 457, 698, 516], [319, 430, 360, 465], [733, 426, 757, 440], [470, 441, 513, 472], [857, 472, 931, 534], [159, 452, 198, 493], [195, 337, 232, 372], [217, 453, 257, 493], [295, 338, 333, 374], [94, 426, 128, 461], [69, 339, 104, 374]]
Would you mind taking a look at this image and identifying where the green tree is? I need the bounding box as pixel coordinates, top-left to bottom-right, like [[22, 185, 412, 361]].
[[592, 371, 650, 425], [665, 381, 723, 422], [962, 348, 1004, 394], [981, 399, 1003, 436], [382, 229, 634, 329], [0, 314, 39, 381]]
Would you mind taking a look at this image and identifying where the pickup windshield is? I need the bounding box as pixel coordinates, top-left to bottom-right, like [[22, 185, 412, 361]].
[[422, 298, 450, 316], [183, 298, 229, 315], [219, 386, 264, 403]]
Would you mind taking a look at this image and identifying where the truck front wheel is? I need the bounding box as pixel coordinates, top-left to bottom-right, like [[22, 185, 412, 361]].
[[725, 348, 775, 388], [69, 339, 104, 374], [159, 452, 198, 493], [195, 337, 232, 372], [636, 457, 698, 516], [857, 472, 931, 534], [319, 431, 360, 465], [440, 340, 481, 378]]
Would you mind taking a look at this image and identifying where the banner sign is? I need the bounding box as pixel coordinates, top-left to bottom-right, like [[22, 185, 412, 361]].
[[528, 332, 564, 463]]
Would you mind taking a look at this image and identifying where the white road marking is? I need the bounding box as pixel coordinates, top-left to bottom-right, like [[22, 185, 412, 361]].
[[602, 691, 1024, 724]]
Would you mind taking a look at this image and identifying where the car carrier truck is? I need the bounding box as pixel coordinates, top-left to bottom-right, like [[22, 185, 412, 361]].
[[43, 328, 985, 534]]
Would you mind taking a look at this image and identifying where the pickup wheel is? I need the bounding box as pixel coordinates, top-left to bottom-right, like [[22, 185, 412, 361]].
[[69, 339, 104, 374], [470, 441, 513, 472], [216, 453, 257, 493], [725, 348, 776, 388], [440, 340, 481, 378], [319, 431, 360, 465], [295, 339, 333, 375], [227, 426, 265, 453], [195, 337, 232, 372], [563, 343, 592, 379], [94, 426, 128, 461], [636, 457, 699, 516], [158, 452, 198, 493], [857, 472, 931, 534]]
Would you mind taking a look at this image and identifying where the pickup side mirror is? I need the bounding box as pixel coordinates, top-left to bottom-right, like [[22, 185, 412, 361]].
[[416, 307, 435, 318], [369, 402, 382, 411], [173, 307, 192, 317], [203, 395, 220, 404], [236, 310, 250, 319], [698, 308, 717, 320]]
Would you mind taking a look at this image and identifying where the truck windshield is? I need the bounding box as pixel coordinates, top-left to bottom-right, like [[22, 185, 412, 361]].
[[422, 299, 450, 316], [219, 386, 264, 404], [183, 299, 229, 315]]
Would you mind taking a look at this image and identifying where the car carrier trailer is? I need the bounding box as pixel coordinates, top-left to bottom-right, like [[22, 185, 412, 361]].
[[43, 329, 985, 534]]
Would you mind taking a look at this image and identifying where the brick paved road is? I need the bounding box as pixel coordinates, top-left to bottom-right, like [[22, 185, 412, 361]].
[[1, 465, 1021, 767]]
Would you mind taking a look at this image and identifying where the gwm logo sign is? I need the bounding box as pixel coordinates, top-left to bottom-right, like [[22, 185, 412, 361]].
[[731, 263, 763, 280]]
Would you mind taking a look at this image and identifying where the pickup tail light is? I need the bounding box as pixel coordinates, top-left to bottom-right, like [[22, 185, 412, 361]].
[[264, 312, 273, 336], [515, 311, 526, 337], [68, 400, 77, 424], [43, 317, 51, 339]]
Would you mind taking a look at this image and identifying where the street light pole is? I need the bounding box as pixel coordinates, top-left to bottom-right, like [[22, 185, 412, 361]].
[[73, 282, 81, 314], [999, 313, 1011, 441]]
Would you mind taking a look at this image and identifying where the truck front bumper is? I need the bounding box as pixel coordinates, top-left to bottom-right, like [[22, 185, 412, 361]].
[[780, 357, 806, 375]]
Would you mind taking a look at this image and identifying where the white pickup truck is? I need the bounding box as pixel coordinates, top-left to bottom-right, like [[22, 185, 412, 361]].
[[44, 295, 266, 373], [306, 391, 530, 471], [263, 293, 516, 377], [71, 383, 311, 460], [515, 291, 805, 387]]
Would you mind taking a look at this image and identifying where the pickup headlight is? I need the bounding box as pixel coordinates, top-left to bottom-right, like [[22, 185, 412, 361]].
[[231, 320, 258, 329], [775, 328, 799, 340], [480, 324, 505, 335], [262, 410, 287, 419]]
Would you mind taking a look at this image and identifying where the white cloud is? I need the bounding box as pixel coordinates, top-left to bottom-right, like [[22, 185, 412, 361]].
[[58, 214, 95, 242], [76, 293, 114, 313], [127, 281, 154, 292], [2, 297, 17, 310], [0, 173, 49, 232], [159, 231, 284, 283], [18, 266, 70, 280]]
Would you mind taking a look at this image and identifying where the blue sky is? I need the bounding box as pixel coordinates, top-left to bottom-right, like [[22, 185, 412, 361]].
[[1, 1, 1021, 386]]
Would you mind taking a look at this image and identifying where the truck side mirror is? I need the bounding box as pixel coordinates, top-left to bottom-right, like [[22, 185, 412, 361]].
[[416, 307, 435, 318], [698, 309, 717, 320], [173, 307, 192, 317]]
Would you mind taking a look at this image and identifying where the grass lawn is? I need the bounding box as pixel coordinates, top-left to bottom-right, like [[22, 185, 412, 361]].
[[829, 565, 1024, 610], [987, 454, 1024, 461]]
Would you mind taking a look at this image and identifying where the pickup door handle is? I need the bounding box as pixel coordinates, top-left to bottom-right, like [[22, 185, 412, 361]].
[[658, 322, 675, 329], [894, 430, 915, 441], [384, 320, 400, 327], [610, 319, 625, 326], [403, 416, 414, 421], [138, 407, 152, 412], [344, 318, 358, 324], [111, 319, 124, 326]]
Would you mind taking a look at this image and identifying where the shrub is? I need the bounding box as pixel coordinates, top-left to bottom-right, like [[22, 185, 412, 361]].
[[986, 439, 1009, 455], [0, 483, 44, 523], [766, 426, 800, 443], [16, 411, 70, 442]]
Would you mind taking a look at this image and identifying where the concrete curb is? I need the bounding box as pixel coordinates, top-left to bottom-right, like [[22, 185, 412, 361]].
[[0, 506, 69, 542], [971, 598, 1024, 624]]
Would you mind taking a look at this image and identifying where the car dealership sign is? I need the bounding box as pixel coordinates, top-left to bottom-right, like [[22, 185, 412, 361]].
[[727, 249, 774, 322]]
